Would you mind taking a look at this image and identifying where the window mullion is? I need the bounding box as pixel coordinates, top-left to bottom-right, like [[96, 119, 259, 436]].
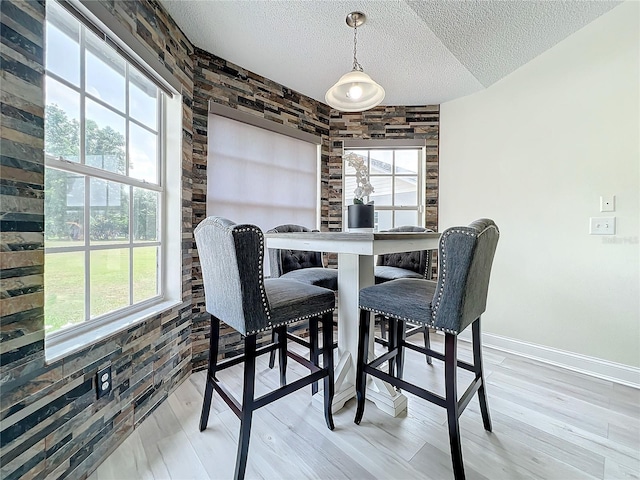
[[157, 93, 164, 296], [80, 26, 86, 166], [45, 156, 162, 191], [125, 63, 134, 307], [391, 150, 396, 227], [80, 23, 91, 322], [366, 150, 372, 204], [420, 147, 426, 223], [84, 176, 91, 322], [125, 62, 130, 177], [129, 187, 134, 306], [128, 115, 157, 135], [45, 70, 81, 95]]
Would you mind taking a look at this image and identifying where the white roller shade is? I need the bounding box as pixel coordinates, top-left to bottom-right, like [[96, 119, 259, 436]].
[[207, 114, 320, 274]]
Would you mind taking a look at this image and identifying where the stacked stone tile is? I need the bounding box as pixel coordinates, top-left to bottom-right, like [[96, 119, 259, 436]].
[[190, 48, 333, 370], [0, 1, 439, 477], [0, 1, 193, 479]]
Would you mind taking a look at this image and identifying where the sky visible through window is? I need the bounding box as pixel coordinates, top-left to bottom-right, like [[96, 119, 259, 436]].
[[45, 1, 157, 183]]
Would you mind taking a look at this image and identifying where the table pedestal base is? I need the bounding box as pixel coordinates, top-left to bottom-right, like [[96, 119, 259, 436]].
[[330, 383, 356, 413], [314, 351, 408, 417], [366, 384, 408, 417], [312, 380, 408, 417], [265, 231, 440, 419]]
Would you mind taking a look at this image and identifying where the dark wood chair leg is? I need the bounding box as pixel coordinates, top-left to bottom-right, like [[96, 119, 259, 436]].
[[472, 317, 492, 432], [276, 325, 287, 387], [354, 309, 370, 425], [445, 333, 465, 480], [396, 318, 407, 381], [200, 315, 220, 431], [423, 326, 433, 365], [321, 312, 335, 430], [234, 334, 257, 480], [310, 317, 319, 395], [268, 328, 277, 369]]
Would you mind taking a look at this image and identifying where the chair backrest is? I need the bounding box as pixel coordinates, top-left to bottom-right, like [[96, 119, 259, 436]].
[[430, 219, 499, 334], [376, 226, 434, 278], [194, 216, 271, 336], [267, 224, 324, 278]]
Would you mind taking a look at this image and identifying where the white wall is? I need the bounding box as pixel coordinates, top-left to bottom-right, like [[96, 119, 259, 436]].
[[439, 2, 639, 367]]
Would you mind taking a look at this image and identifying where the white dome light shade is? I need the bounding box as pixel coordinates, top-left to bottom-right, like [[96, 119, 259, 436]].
[[325, 70, 385, 112]]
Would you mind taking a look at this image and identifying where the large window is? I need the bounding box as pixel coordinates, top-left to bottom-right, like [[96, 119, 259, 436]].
[[44, 1, 165, 336], [343, 147, 425, 231]]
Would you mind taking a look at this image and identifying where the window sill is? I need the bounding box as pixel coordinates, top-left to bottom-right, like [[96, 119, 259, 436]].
[[45, 299, 183, 363]]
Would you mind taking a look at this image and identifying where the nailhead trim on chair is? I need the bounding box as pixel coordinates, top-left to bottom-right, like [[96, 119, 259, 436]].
[[231, 225, 333, 337], [245, 308, 335, 336], [361, 228, 480, 336], [233, 226, 273, 329], [430, 228, 477, 331], [203, 218, 336, 342], [360, 306, 459, 335]]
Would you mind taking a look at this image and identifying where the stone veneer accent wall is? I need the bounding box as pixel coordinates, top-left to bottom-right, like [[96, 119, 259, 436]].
[[190, 47, 332, 370], [328, 107, 440, 232], [0, 1, 194, 479], [191, 50, 440, 367]]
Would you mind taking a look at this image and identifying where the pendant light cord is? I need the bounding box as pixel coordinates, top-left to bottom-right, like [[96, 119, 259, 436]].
[[352, 24, 363, 72]]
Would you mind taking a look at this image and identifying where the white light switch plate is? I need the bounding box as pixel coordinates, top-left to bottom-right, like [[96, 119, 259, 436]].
[[590, 216, 616, 235], [600, 195, 615, 212]]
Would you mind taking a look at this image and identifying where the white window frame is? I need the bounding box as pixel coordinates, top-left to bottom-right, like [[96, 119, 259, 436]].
[[343, 144, 427, 230], [44, 0, 182, 361]]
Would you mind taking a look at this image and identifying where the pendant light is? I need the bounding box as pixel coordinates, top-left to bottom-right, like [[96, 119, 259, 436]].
[[325, 12, 385, 112]]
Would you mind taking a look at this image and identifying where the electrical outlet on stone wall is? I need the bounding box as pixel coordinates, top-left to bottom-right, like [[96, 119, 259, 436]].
[[96, 366, 112, 399]]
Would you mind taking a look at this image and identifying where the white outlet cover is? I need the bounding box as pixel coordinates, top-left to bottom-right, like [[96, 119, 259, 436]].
[[589, 216, 616, 235]]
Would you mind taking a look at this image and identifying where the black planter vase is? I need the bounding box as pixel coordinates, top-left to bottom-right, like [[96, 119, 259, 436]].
[[348, 203, 374, 229]]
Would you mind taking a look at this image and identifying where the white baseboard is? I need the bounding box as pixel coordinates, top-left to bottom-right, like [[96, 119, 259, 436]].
[[456, 330, 640, 389]]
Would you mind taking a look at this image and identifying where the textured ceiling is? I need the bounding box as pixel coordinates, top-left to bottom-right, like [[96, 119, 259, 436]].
[[160, 0, 621, 106]]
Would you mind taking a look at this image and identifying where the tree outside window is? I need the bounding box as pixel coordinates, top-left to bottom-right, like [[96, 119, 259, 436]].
[[44, 0, 163, 335]]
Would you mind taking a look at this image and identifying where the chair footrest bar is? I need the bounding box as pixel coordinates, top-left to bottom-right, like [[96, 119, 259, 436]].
[[404, 342, 445, 362], [212, 363, 328, 416], [457, 359, 475, 373], [406, 325, 425, 337], [369, 349, 398, 369], [286, 332, 312, 348], [363, 364, 446, 408], [287, 349, 320, 372], [457, 377, 482, 415], [253, 369, 328, 410], [217, 343, 279, 371], [212, 378, 242, 418], [402, 342, 476, 373], [374, 337, 389, 347]]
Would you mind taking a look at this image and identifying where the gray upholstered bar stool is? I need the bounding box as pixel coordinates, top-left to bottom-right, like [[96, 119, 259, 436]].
[[355, 219, 500, 480], [267, 224, 338, 391], [195, 217, 335, 480], [375, 226, 434, 366], [375, 226, 433, 284], [267, 224, 338, 290]]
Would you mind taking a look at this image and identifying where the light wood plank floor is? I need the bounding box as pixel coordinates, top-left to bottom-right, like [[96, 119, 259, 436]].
[[89, 332, 640, 480]]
